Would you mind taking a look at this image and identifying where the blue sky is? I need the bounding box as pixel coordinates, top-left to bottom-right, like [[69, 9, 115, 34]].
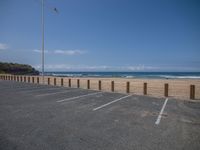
[[0, 0, 200, 72]]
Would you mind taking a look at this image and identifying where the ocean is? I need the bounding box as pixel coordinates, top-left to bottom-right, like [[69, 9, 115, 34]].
[[43, 72, 200, 79]]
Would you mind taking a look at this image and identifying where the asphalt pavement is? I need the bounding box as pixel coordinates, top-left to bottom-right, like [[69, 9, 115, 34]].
[[0, 80, 200, 150]]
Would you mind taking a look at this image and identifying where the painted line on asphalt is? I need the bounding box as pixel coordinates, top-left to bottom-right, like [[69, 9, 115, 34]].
[[93, 95, 132, 111], [0, 85, 38, 90], [57, 92, 103, 103], [35, 89, 81, 97], [155, 98, 169, 125], [19, 87, 63, 93], [0, 86, 46, 91]]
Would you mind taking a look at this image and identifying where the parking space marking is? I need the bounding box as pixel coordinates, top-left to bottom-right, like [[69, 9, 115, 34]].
[[155, 98, 168, 125], [57, 92, 103, 102], [0, 86, 47, 90], [35, 89, 80, 97], [20, 87, 64, 93], [93, 95, 132, 111]]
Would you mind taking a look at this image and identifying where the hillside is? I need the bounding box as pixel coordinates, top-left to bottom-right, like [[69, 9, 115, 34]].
[[0, 62, 39, 75]]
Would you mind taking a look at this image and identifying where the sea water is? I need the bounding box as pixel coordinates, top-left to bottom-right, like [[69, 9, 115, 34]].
[[43, 72, 200, 79]]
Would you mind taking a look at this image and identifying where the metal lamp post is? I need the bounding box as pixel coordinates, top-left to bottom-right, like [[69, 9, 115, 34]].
[[41, 0, 45, 84]]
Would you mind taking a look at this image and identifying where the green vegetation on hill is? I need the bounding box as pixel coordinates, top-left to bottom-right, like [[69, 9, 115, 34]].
[[0, 62, 39, 75]]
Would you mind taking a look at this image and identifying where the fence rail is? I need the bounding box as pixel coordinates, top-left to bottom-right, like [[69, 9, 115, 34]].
[[0, 74, 199, 100]]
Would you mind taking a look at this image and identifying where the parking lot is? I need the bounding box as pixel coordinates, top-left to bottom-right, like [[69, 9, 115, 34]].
[[0, 79, 200, 150]]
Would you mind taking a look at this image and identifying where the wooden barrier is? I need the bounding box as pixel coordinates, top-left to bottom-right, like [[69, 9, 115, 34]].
[[48, 78, 50, 85], [37, 77, 39, 84], [87, 80, 90, 89], [126, 82, 130, 93], [77, 79, 80, 88], [0, 74, 199, 100], [61, 78, 64, 86], [111, 81, 114, 92], [143, 83, 147, 95], [190, 85, 195, 99], [99, 80, 101, 90], [164, 83, 169, 97], [54, 78, 56, 86], [69, 79, 71, 87]]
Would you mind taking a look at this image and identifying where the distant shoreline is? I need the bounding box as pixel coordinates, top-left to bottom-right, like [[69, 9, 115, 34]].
[[42, 71, 200, 80]]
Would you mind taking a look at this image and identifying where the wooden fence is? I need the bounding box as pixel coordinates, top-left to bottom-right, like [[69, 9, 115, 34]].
[[0, 74, 199, 100]]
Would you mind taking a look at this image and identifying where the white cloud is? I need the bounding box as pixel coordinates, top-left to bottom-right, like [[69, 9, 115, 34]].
[[54, 50, 86, 55], [125, 65, 159, 71], [33, 49, 49, 53], [0, 43, 9, 50], [33, 49, 86, 55], [33, 64, 159, 71]]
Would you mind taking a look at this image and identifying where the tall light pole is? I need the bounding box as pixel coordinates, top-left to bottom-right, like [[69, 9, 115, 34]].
[[40, 0, 58, 84], [41, 0, 45, 84]]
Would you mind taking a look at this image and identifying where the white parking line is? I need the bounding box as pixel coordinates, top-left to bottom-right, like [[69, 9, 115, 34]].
[[0, 86, 42, 90], [155, 98, 168, 125], [35, 89, 79, 97], [93, 95, 132, 111], [57, 92, 102, 103], [21, 87, 63, 93]]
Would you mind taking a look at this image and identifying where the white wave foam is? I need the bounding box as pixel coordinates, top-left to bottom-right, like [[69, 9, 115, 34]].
[[159, 75, 200, 79]]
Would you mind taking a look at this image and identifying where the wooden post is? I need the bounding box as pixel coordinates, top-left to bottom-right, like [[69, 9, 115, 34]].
[[48, 78, 50, 85], [126, 82, 130, 93], [11, 76, 13, 80], [54, 78, 56, 86], [77, 79, 80, 88], [98, 80, 101, 90], [32, 77, 35, 83], [87, 80, 90, 89], [17, 76, 19, 82], [143, 83, 147, 95], [164, 83, 169, 97], [28, 77, 30, 83], [37, 77, 39, 84], [20, 76, 22, 82], [190, 85, 195, 100], [111, 81, 114, 92], [24, 76, 26, 82], [14, 76, 16, 81], [69, 79, 71, 87], [61, 78, 64, 86]]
